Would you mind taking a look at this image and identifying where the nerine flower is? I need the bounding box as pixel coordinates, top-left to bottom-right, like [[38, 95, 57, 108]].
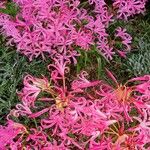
[[134, 110, 150, 139], [0, 0, 95, 60], [113, 0, 147, 20], [0, 120, 27, 150], [18, 74, 50, 107], [97, 69, 150, 122], [115, 27, 132, 51], [129, 75, 150, 101], [71, 71, 100, 91]]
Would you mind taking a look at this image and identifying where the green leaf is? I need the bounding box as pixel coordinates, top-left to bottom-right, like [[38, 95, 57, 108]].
[[0, 2, 19, 17]]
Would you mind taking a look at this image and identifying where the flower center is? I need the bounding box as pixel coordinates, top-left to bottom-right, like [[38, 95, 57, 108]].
[[55, 97, 68, 111], [115, 85, 133, 103]]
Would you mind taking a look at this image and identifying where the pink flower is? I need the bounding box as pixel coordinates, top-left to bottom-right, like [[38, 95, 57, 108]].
[[97, 40, 115, 60], [41, 107, 69, 135], [0, 0, 94, 60], [48, 56, 70, 78], [133, 110, 150, 143], [0, 120, 26, 149], [115, 27, 132, 51], [0, 1, 6, 9], [11, 101, 32, 117], [72, 29, 94, 50], [96, 70, 148, 122], [89, 0, 113, 25], [129, 75, 150, 100], [89, 137, 112, 150], [13, 0, 30, 4], [26, 127, 51, 148], [18, 75, 49, 107], [113, 0, 147, 20], [71, 71, 100, 91]]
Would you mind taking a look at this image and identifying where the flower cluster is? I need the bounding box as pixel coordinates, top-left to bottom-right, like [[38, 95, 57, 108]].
[[1, 56, 149, 149], [88, 0, 134, 60], [0, 0, 147, 60], [114, 27, 132, 58], [113, 0, 148, 20], [0, 0, 93, 61]]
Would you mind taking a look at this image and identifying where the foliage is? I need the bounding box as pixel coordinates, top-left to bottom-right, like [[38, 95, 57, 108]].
[[126, 29, 150, 77], [0, 1, 19, 17]]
